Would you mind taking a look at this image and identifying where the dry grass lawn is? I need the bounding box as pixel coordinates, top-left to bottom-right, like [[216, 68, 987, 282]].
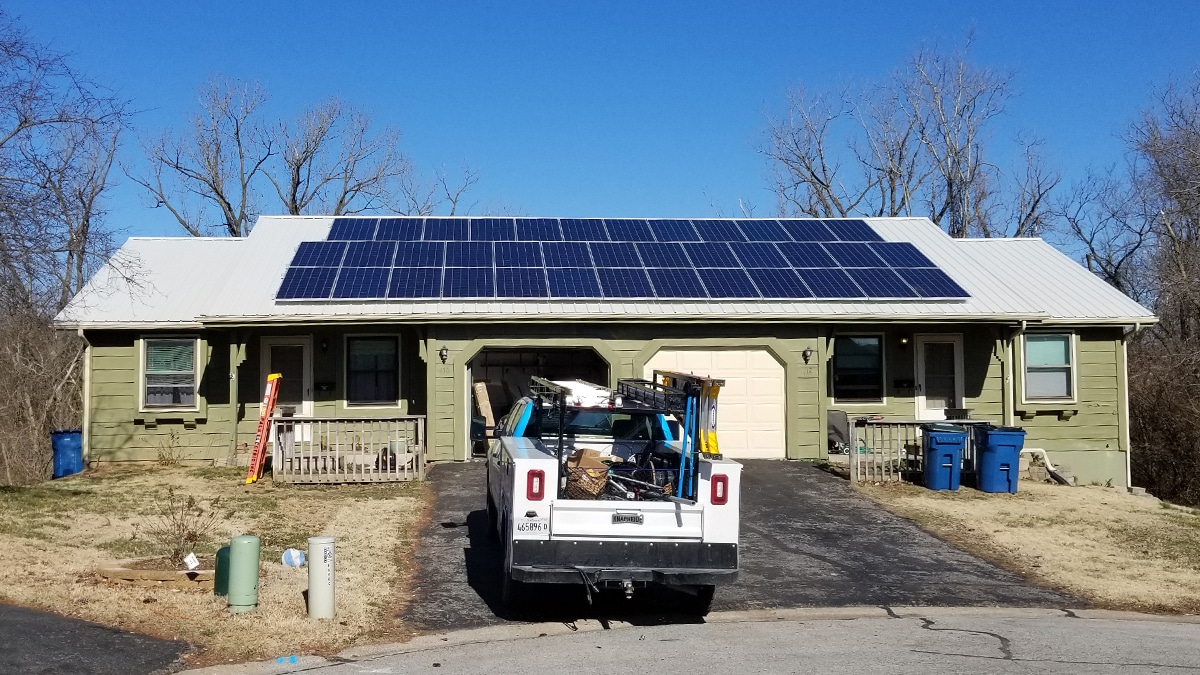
[[0, 465, 424, 667], [860, 478, 1200, 614]]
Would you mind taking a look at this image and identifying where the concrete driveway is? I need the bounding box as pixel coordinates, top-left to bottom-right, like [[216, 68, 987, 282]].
[[403, 460, 1074, 631]]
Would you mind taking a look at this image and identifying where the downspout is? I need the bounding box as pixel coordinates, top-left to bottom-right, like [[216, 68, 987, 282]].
[[226, 330, 245, 466], [1004, 321, 1027, 427], [77, 329, 91, 464]]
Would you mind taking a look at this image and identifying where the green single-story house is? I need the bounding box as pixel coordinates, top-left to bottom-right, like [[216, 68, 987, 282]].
[[55, 216, 1155, 486]]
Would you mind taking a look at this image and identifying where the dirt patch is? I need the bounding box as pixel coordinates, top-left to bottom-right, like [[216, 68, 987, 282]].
[[860, 478, 1200, 613], [0, 465, 423, 667]]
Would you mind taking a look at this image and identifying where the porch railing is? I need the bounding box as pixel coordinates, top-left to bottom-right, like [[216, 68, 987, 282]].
[[271, 416, 426, 484], [849, 418, 991, 483]]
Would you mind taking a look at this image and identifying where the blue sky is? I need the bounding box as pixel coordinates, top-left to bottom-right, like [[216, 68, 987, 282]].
[[10, 1, 1200, 239]]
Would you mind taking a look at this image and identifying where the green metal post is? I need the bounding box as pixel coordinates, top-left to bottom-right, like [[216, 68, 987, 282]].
[[227, 535, 260, 613], [213, 544, 231, 597]]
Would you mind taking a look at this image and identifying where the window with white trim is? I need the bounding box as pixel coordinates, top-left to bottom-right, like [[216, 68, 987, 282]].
[[1024, 333, 1074, 400], [143, 338, 198, 408], [346, 336, 399, 405], [833, 335, 884, 402]]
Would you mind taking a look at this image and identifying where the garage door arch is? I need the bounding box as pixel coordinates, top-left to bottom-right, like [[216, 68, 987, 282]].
[[643, 348, 786, 459]]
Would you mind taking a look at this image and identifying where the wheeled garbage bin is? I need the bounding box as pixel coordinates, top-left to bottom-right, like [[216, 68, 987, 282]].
[[922, 424, 967, 491], [50, 429, 83, 479], [973, 425, 1026, 493]]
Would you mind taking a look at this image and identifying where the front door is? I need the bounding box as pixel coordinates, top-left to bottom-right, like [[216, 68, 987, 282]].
[[260, 337, 313, 417], [915, 335, 963, 420]]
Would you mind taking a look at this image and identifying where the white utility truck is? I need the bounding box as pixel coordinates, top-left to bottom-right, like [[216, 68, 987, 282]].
[[485, 372, 742, 614]]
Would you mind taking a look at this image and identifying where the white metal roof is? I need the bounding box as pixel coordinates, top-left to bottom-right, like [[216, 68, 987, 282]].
[[54, 216, 1156, 329]]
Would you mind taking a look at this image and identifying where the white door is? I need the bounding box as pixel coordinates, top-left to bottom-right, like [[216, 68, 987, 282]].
[[915, 335, 963, 420], [260, 337, 313, 417], [644, 349, 786, 459]]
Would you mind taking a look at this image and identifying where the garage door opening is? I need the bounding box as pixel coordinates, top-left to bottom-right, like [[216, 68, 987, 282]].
[[469, 347, 609, 436]]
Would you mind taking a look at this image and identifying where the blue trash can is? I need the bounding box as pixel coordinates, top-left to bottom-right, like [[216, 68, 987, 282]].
[[973, 425, 1026, 493], [50, 429, 83, 479], [922, 424, 967, 491]]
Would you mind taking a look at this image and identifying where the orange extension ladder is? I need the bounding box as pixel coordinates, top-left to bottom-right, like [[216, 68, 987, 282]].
[[245, 373, 281, 484]]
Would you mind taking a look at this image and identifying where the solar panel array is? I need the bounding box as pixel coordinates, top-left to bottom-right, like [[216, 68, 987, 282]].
[[276, 217, 969, 301]]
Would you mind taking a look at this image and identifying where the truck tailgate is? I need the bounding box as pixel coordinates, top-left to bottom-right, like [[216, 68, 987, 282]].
[[550, 500, 704, 540]]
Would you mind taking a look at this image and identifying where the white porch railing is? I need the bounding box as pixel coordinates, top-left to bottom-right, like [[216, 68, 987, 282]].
[[271, 416, 426, 484], [849, 418, 990, 483]]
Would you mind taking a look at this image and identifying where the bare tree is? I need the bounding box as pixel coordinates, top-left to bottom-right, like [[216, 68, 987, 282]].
[[764, 38, 1059, 237], [0, 10, 125, 484], [130, 79, 272, 237]]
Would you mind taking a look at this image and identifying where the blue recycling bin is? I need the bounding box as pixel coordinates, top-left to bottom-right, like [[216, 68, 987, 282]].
[[922, 424, 967, 491], [50, 429, 83, 479], [973, 425, 1026, 493]]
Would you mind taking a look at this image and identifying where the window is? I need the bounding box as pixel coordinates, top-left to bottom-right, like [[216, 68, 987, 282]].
[[143, 338, 197, 409], [346, 336, 399, 405], [1024, 333, 1074, 400], [833, 335, 883, 402]]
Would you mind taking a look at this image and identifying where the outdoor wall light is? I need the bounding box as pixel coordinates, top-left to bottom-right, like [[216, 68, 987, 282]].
[[320, 339, 328, 352], [438, 345, 449, 364], [802, 347, 814, 364], [898, 335, 910, 348]]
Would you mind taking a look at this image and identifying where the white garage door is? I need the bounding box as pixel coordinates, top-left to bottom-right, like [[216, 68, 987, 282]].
[[644, 349, 786, 459]]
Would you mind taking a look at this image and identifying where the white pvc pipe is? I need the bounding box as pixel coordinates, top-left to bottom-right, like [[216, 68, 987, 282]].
[[307, 536, 335, 619]]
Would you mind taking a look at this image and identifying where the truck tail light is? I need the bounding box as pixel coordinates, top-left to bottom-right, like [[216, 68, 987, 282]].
[[527, 469, 545, 501], [711, 474, 729, 505]]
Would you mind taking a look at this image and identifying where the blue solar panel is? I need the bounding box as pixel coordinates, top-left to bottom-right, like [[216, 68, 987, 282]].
[[560, 219, 608, 241], [730, 242, 789, 268], [292, 241, 347, 267], [597, 268, 654, 297], [328, 218, 378, 240], [516, 218, 562, 241], [343, 241, 396, 267], [896, 268, 968, 297], [847, 268, 919, 297], [423, 218, 468, 240], [647, 268, 706, 298], [776, 242, 838, 268], [332, 267, 390, 298], [443, 267, 493, 297], [547, 268, 601, 297], [471, 218, 515, 241], [394, 242, 444, 267], [288, 216, 969, 302], [277, 267, 337, 299], [495, 268, 549, 297], [636, 242, 691, 267], [648, 219, 700, 242], [824, 219, 883, 241], [795, 268, 866, 297], [684, 242, 739, 267], [698, 268, 759, 298], [589, 242, 641, 267], [736, 220, 790, 241], [823, 242, 886, 267], [692, 220, 747, 242], [748, 268, 813, 298], [779, 219, 836, 241], [375, 218, 423, 241], [388, 268, 441, 298], [444, 242, 493, 267], [870, 242, 935, 267], [495, 242, 543, 267], [604, 219, 655, 242], [542, 242, 592, 267]]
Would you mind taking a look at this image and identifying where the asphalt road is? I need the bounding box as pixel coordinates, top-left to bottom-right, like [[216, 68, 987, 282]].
[[0, 602, 188, 674], [269, 608, 1200, 675], [403, 460, 1073, 631]]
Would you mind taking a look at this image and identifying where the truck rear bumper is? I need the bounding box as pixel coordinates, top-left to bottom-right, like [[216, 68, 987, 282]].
[[511, 539, 738, 586]]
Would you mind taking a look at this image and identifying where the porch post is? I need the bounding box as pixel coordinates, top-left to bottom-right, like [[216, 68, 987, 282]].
[[226, 331, 246, 465]]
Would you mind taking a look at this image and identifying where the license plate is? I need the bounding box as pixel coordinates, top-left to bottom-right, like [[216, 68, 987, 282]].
[[612, 512, 644, 525]]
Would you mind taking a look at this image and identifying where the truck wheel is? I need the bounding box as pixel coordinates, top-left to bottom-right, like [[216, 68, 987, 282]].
[[684, 585, 716, 616], [501, 569, 525, 608]]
